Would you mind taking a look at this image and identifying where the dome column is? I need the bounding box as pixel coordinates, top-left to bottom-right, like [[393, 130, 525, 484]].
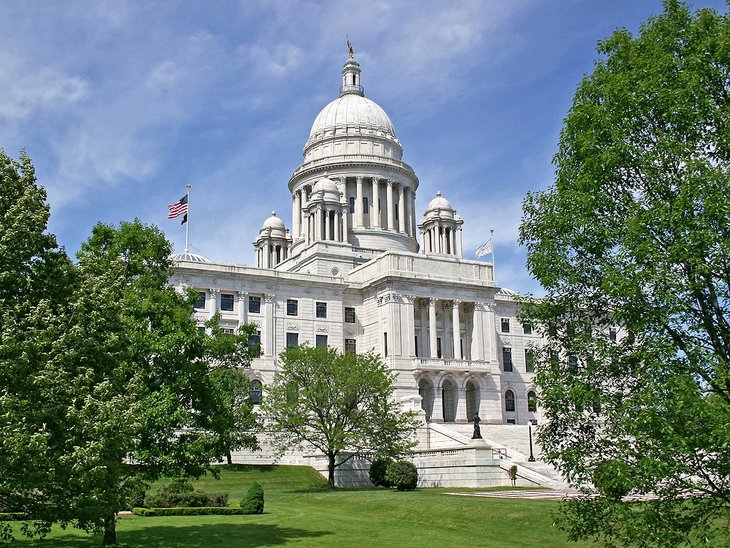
[[325, 208, 331, 240], [428, 298, 438, 358], [355, 177, 364, 228], [410, 191, 417, 237], [292, 191, 301, 238], [371, 177, 381, 229], [386, 180, 395, 231], [398, 184, 406, 233]]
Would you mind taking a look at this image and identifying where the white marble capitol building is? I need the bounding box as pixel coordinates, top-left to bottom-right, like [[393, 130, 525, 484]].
[[170, 52, 553, 486]]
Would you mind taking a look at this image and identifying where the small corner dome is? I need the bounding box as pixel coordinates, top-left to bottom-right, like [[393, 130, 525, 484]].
[[170, 251, 211, 264], [427, 191, 454, 212], [313, 176, 340, 198], [262, 211, 286, 230]]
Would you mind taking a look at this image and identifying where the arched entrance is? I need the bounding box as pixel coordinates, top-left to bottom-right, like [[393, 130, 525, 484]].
[[418, 378, 434, 421], [442, 379, 456, 422], [465, 380, 480, 422]]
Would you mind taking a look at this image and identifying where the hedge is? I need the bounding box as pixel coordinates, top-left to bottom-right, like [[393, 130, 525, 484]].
[[133, 507, 250, 517]]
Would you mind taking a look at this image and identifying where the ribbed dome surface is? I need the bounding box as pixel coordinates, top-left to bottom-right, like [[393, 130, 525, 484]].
[[308, 94, 397, 141], [262, 211, 285, 229], [427, 192, 454, 212]]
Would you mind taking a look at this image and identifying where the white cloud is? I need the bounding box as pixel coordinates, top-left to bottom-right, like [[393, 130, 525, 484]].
[[0, 62, 89, 120]]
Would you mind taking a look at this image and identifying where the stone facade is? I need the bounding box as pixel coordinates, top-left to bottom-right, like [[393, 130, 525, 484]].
[[169, 54, 543, 450]]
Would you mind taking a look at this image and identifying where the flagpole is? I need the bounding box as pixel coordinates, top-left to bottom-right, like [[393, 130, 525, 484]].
[[184, 183, 191, 253], [490, 228, 495, 284]]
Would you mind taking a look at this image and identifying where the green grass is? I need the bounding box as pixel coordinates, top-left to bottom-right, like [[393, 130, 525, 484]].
[[7, 465, 587, 547]]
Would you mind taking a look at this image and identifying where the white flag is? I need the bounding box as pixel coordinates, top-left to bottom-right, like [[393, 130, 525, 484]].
[[475, 238, 493, 258]]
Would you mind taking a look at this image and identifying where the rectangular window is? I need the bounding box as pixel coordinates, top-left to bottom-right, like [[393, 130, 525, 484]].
[[525, 349, 535, 373], [316, 302, 327, 319], [197, 326, 206, 334], [609, 328, 617, 342], [249, 331, 261, 354], [222, 328, 234, 335], [437, 337, 442, 359], [248, 295, 261, 314], [363, 196, 369, 214], [523, 322, 532, 335], [316, 334, 328, 348], [383, 332, 388, 357], [286, 332, 299, 348], [220, 293, 234, 311], [344, 307, 356, 323], [287, 299, 298, 316], [395, 202, 398, 220], [506, 419, 516, 425], [349, 196, 355, 213], [415, 336, 419, 357], [345, 338, 357, 354], [502, 347, 513, 372], [501, 318, 510, 333], [193, 291, 206, 310]]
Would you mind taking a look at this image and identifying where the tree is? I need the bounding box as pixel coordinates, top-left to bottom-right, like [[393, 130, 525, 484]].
[[519, 2, 730, 546], [262, 346, 417, 489], [0, 154, 259, 545]]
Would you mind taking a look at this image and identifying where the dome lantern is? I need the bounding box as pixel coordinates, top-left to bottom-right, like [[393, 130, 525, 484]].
[[340, 42, 364, 97]]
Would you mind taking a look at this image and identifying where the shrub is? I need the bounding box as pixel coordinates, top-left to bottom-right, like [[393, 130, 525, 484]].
[[385, 460, 418, 491], [369, 457, 393, 487], [122, 478, 148, 510], [133, 507, 248, 517], [507, 465, 518, 487], [240, 482, 264, 514], [144, 479, 228, 508]]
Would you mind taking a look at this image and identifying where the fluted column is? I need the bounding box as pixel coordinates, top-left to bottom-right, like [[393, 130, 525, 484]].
[[411, 191, 417, 237], [292, 191, 301, 238], [404, 187, 412, 236], [398, 184, 406, 233], [450, 228, 456, 255], [303, 213, 310, 245], [264, 293, 275, 357], [325, 208, 331, 241], [442, 302, 452, 359], [371, 177, 381, 229], [209, 289, 219, 314], [386, 180, 395, 230], [356, 176, 364, 227], [264, 242, 271, 268], [456, 227, 463, 257], [335, 211, 341, 242], [419, 230, 426, 253], [419, 300, 428, 356], [341, 204, 349, 242], [238, 291, 249, 326], [452, 300, 461, 359], [428, 298, 438, 358]]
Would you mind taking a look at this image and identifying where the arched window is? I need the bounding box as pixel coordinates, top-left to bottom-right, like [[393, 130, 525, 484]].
[[250, 379, 262, 405], [505, 389, 515, 412], [527, 390, 537, 413], [465, 380, 479, 421], [418, 378, 434, 421]]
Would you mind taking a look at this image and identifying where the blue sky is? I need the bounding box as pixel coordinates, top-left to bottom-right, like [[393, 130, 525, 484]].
[[1, 0, 725, 295]]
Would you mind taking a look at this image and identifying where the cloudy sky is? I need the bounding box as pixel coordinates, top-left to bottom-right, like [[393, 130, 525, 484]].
[[1, 0, 725, 294]]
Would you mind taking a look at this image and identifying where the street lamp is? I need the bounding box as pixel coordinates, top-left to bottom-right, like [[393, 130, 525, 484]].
[[528, 421, 536, 462]]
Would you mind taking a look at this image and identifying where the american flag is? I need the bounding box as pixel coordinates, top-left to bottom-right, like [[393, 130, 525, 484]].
[[167, 195, 188, 219]]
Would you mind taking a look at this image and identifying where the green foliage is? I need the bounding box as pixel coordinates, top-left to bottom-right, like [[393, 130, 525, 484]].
[[385, 461, 418, 491], [239, 482, 264, 514], [144, 479, 228, 508], [368, 458, 393, 488], [519, 2, 730, 545], [0, 152, 260, 545], [133, 507, 249, 517], [262, 346, 418, 489]]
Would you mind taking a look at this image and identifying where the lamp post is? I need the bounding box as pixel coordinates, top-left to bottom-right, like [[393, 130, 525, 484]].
[[528, 421, 536, 462]]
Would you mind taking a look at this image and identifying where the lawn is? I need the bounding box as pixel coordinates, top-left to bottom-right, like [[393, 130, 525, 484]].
[[7, 465, 587, 547]]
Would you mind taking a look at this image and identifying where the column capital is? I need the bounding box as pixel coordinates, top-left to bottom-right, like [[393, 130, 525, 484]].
[[372, 175, 381, 183], [356, 175, 364, 183], [237, 290, 249, 298], [209, 288, 220, 295], [264, 293, 275, 303], [428, 297, 438, 306], [387, 179, 395, 187], [452, 299, 462, 307], [402, 294, 415, 305]]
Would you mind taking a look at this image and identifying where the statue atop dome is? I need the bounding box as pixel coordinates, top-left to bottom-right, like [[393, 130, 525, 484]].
[[347, 39, 354, 59]]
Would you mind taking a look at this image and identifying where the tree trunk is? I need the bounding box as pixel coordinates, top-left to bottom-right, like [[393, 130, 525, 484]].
[[328, 453, 336, 489], [226, 450, 233, 465], [102, 513, 117, 546]]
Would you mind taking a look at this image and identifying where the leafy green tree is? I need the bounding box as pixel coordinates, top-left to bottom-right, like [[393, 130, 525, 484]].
[[519, 2, 730, 546], [0, 153, 259, 545], [263, 346, 417, 489]]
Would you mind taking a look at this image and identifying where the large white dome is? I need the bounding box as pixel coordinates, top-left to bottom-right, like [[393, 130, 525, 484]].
[[308, 94, 397, 142]]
